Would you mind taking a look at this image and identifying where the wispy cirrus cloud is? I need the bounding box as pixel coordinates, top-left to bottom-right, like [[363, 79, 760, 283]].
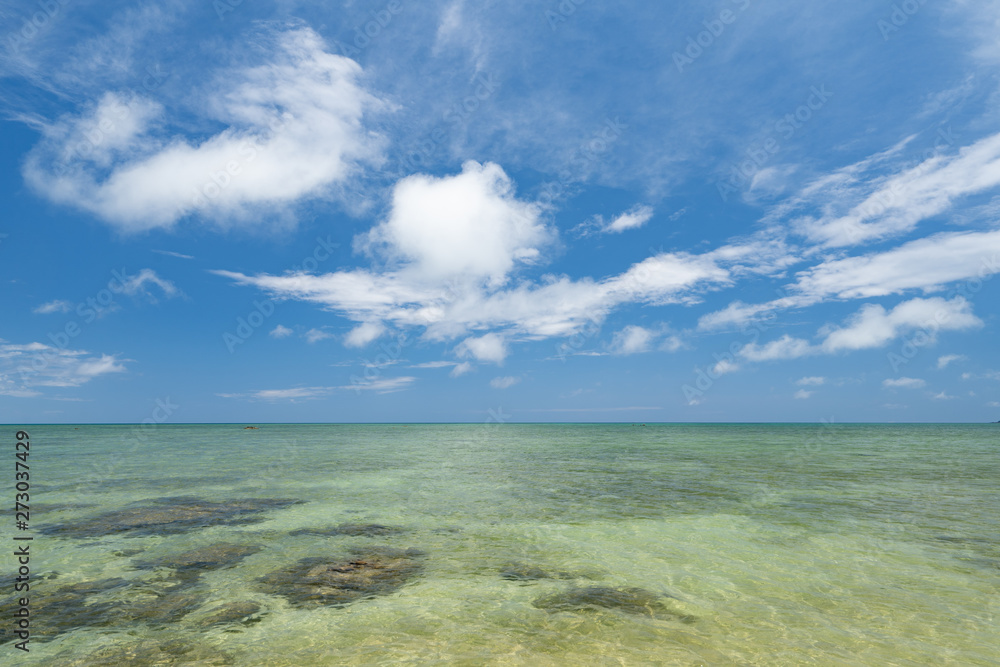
[[0, 340, 127, 397]]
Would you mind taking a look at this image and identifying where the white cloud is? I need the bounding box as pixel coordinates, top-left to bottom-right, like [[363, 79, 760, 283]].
[[152, 250, 195, 260], [456, 332, 507, 364], [794, 229, 1000, 300], [224, 387, 334, 401], [269, 325, 293, 338], [882, 377, 926, 389], [988, 401, 1000, 408], [711, 358, 740, 376], [344, 322, 386, 348], [794, 389, 813, 399], [932, 391, 956, 400], [117, 268, 179, 301], [490, 376, 520, 389], [409, 361, 457, 369], [819, 297, 981, 353], [450, 362, 473, 377], [304, 328, 334, 344], [779, 131, 1000, 247], [23, 28, 383, 231], [659, 335, 684, 352], [358, 161, 550, 287], [740, 335, 815, 362], [344, 376, 416, 393], [609, 325, 654, 355], [574, 205, 655, 236], [33, 300, 73, 314], [937, 354, 965, 369], [796, 376, 825, 386], [0, 340, 127, 396]]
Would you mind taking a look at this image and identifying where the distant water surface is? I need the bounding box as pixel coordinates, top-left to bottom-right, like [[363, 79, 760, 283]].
[[7, 423, 999, 666]]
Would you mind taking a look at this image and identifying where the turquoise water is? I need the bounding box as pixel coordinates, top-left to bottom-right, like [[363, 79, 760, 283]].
[[5, 423, 999, 665]]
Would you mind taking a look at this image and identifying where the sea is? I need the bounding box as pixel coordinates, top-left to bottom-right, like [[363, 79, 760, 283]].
[[4, 423, 998, 666]]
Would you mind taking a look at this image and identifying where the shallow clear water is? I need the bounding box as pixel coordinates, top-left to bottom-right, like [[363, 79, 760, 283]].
[[6, 423, 999, 665]]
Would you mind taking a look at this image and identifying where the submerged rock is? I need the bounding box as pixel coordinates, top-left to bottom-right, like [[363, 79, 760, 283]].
[[198, 601, 263, 627], [38, 496, 304, 538], [259, 546, 425, 608], [133, 542, 262, 574], [533, 586, 690, 619], [499, 562, 570, 581], [55, 639, 235, 666], [0, 578, 129, 644], [289, 523, 405, 538]]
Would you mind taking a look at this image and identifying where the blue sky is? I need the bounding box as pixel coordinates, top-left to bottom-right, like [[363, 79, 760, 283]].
[[1, 0, 999, 423]]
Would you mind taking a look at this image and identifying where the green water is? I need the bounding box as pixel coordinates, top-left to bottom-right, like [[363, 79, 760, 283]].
[[5, 424, 999, 665]]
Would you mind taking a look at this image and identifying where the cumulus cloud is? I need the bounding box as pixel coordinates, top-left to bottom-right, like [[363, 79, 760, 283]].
[[456, 332, 508, 364], [794, 389, 813, 399], [23, 27, 383, 231], [796, 376, 825, 386], [344, 322, 385, 348], [304, 328, 334, 344], [216, 162, 738, 359], [490, 375, 520, 389], [358, 161, 550, 287], [882, 377, 926, 389], [740, 335, 815, 362], [819, 297, 980, 353], [735, 297, 981, 369], [269, 325, 293, 338], [609, 325, 654, 355]]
